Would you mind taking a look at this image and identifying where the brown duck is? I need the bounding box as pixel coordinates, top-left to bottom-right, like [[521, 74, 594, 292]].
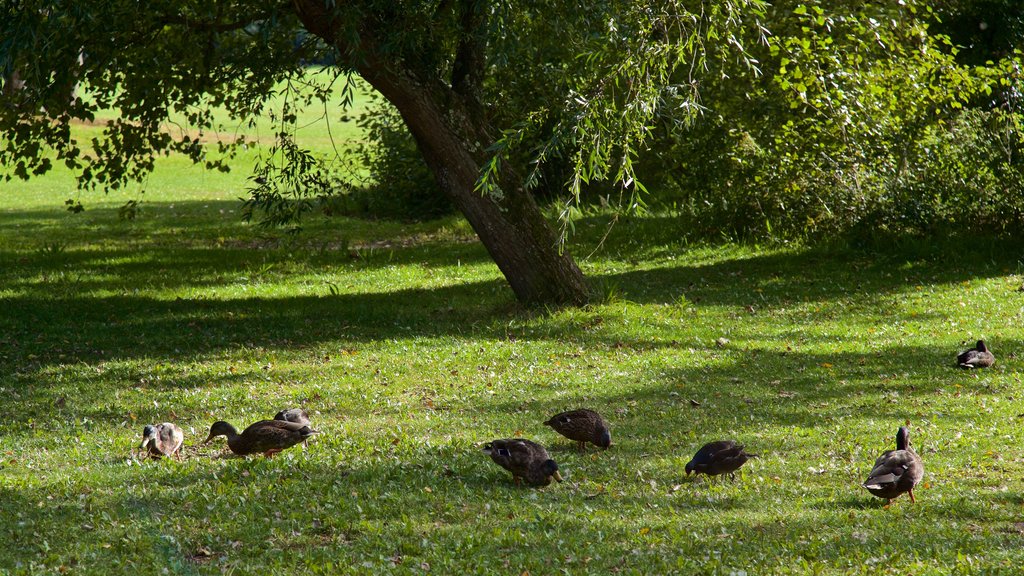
[[482, 438, 563, 486], [863, 426, 923, 504], [685, 440, 756, 480], [543, 409, 611, 450], [203, 419, 318, 457], [957, 340, 995, 369], [139, 423, 184, 459]]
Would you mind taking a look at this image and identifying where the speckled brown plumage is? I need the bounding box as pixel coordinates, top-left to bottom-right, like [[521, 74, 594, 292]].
[[482, 438, 562, 486], [863, 426, 923, 504], [543, 409, 611, 450], [204, 419, 317, 457]]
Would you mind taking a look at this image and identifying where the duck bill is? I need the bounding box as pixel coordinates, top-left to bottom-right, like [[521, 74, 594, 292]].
[[202, 434, 216, 445], [553, 471, 564, 483]]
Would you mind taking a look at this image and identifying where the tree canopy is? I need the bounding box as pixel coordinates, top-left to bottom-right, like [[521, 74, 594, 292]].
[[2, 1, 1022, 302], [1, 0, 769, 305]]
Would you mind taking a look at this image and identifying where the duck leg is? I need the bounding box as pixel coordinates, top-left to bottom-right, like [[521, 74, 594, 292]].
[[264, 448, 283, 458], [908, 490, 916, 504], [578, 440, 587, 452]]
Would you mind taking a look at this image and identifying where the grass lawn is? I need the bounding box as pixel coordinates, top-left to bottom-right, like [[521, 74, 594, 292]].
[[3, 83, 1024, 574]]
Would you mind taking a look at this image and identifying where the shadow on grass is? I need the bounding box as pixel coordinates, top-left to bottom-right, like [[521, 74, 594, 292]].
[[3, 205, 1024, 446], [4, 241, 1022, 364]]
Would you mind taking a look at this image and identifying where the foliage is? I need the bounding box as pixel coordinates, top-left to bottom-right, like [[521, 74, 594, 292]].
[[337, 95, 452, 221], [0, 1, 766, 219], [635, 0, 1024, 241], [480, 1, 768, 235], [932, 0, 1024, 66]]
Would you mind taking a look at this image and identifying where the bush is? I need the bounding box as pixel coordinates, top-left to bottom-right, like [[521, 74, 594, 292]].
[[635, 0, 1024, 242], [335, 95, 452, 221]]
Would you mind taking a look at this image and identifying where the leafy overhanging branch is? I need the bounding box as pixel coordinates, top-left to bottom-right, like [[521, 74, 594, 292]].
[[481, 0, 769, 242]]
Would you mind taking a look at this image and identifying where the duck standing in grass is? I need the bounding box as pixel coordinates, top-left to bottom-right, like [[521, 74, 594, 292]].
[[139, 423, 184, 459], [482, 439, 563, 486], [685, 440, 756, 480], [204, 419, 317, 457], [957, 340, 995, 369], [543, 409, 611, 451], [863, 426, 923, 504]]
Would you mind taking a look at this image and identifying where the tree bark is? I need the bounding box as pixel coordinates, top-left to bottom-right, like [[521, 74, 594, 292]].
[[293, 2, 589, 305]]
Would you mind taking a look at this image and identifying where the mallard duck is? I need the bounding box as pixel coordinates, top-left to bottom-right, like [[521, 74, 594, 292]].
[[274, 408, 311, 426], [543, 409, 611, 450], [863, 426, 923, 504], [957, 340, 995, 369], [685, 440, 756, 480], [139, 423, 184, 459], [482, 439, 563, 486], [203, 419, 318, 457]]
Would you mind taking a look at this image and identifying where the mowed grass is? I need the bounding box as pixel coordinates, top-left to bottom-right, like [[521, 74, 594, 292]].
[[4, 85, 1024, 573]]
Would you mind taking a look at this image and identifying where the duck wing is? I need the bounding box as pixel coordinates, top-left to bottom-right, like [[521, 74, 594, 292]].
[[864, 450, 921, 488], [275, 408, 311, 426], [691, 440, 738, 464], [544, 409, 602, 439], [238, 420, 315, 453], [487, 439, 547, 473]]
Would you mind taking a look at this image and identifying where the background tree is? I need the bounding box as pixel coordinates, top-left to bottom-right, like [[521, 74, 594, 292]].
[[632, 0, 1023, 241], [0, 0, 765, 305]]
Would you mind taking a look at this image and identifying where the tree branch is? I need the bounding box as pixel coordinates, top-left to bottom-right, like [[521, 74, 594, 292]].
[[156, 2, 291, 34], [451, 0, 486, 105]]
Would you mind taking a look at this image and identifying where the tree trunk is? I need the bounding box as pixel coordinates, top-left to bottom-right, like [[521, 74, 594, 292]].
[[293, 5, 589, 305], [362, 69, 589, 305]]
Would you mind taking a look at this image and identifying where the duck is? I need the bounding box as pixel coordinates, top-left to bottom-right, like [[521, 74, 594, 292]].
[[275, 408, 313, 446], [203, 419, 318, 457], [139, 423, 184, 459], [957, 340, 995, 369], [543, 409, 611, 450], [685, 440, 756, 480], [863, 426, 923, 504], [482, 438, 563, 486], [274, 408, 311, 426]]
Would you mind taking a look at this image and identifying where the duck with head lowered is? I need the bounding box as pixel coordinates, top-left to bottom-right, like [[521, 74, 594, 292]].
[[204, 418, 318, 457], [685, 440, 757, 481], [482, 438, 563, 487], [543, 409, 611, 451]]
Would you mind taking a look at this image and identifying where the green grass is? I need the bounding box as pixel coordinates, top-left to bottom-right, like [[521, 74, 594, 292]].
[[4, 90, 1024, 573]]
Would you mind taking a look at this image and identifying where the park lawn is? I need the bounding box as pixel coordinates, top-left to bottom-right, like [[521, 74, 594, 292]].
[[3, 83, 1024, 573]]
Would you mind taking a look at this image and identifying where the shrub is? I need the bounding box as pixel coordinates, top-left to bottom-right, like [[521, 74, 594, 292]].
[[337, 95, 452, 221]]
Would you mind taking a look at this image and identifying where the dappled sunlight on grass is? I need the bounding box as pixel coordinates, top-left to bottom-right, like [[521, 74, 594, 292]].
[[4, 181, 1024, 572]]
